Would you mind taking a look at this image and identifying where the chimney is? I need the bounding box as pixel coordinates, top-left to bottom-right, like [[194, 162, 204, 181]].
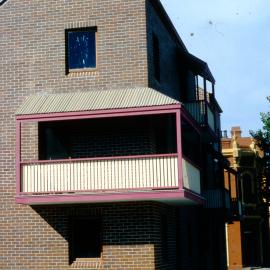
[[231, 126, 242, 138]]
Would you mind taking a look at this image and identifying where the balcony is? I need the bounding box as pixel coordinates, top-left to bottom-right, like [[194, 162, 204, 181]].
[[183, 86, 222, 141], [15, 88, 204, 205], [20, 154, 199, 196], [184, 100, 215, 131]]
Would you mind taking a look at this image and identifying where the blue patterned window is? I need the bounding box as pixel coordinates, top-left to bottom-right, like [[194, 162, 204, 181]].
[[66, 27, 97, 71]]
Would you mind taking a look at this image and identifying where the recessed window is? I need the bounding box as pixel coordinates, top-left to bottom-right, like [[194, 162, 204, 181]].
[[70, 217, 102, 262], [66, 27, 97, 72], [152, 33, 160, 82]]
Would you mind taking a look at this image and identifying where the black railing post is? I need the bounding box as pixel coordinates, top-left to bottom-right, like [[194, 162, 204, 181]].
[[203, 78, 208, 126]]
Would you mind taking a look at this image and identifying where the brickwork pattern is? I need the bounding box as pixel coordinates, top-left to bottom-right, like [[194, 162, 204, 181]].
[[1, 0, 148, 268], [0, 202, 177, 270], [21, 122, 39, 161], [0, 0, 225, 270], [70, 128, 156, 158]]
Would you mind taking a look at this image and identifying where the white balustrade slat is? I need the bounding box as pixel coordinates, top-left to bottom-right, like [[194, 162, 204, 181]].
[[144, 159, 148, 188], [174, 158, 178, 186], [42, 165, 46, 192], [157, 158, 161, 187], [73, 163, 76, 190], [23, 166, 27, 192], [69, 163, 73, 191], [25, 166, 29, 192], [21, 156, 179, 193], [28, 166, 34, 190], [54, 163, 58, 191], [94, 162, 97, 189], [49, 164, 53, 191], [159, 158, 162, 186], [139, 159, 143, 188], [50, 164, 53, 191], [56, 163, 60, 191], [63, 163, 67, 191]]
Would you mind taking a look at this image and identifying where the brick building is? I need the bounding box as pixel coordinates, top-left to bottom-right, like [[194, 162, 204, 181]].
[[1, 0, 227, 269], [222, 127, 270, 269]]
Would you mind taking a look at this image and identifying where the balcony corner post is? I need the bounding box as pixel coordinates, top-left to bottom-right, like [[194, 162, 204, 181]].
[[203, 78, 208, 125], [212, 83, 215, 97], [16, 120, 21, 195], [176, 110, 183, 189]]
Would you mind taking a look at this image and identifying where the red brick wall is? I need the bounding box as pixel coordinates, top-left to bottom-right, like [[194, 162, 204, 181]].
[[0, 202, 177, 270], [0, 0, 225, 269], [21, 122, 39, 161], [0, 0, 149, 269]]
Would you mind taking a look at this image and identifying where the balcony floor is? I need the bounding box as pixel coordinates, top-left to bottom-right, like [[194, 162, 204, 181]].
[[16, 188, 203, 205]]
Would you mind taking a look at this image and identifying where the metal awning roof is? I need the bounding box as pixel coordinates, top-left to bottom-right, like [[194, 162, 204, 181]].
[[16, 87, 180, 116]]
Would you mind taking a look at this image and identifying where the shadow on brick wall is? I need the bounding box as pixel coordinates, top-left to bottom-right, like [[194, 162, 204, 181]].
[[32, 201, 177, 269]]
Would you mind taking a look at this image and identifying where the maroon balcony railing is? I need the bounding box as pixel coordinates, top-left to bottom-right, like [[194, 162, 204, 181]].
[[20, 154, 180, 194]]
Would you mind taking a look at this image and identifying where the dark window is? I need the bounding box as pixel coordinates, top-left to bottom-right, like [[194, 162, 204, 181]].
[[66, 27, 97, 71], [153, 33, 160, 82], [70, 217, 102, 261], [242, 173, 255, 203]]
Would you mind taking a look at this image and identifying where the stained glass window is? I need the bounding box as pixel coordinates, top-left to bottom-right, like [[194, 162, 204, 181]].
[[67, 28, 96, 70]]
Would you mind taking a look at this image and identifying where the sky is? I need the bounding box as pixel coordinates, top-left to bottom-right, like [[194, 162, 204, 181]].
[[160, 0, 270, 136]]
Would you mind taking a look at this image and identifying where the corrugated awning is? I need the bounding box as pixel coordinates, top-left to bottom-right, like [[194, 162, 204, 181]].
[[16, 87, 180, 116]]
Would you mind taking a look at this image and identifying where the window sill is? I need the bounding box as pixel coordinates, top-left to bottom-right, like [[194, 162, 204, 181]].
[[70, 258, 102, 269], [67, 68, 98, 77]]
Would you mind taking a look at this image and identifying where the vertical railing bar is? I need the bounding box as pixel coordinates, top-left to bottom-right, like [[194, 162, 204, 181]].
[[99, 160, 102, 190], [86, 161, 89, 190], [149, 158, 153, 188]]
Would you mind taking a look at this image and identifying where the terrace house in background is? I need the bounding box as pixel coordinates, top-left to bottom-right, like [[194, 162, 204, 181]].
[[222, 127, 270, 269], [1, 0, 227, 269]]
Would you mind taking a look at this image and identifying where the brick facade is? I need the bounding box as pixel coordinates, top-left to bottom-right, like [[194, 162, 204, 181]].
[[0, 1, 175, 269], [1, 202, 178, 270], [1, 0, 227, 269]]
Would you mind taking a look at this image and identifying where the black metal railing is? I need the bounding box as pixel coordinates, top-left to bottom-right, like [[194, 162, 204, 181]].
[[184, 100, 216, 133], [203, 188, 231, 209]]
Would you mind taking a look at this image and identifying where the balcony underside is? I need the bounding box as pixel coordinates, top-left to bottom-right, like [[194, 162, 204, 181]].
[[16, 189, 203, 205]]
